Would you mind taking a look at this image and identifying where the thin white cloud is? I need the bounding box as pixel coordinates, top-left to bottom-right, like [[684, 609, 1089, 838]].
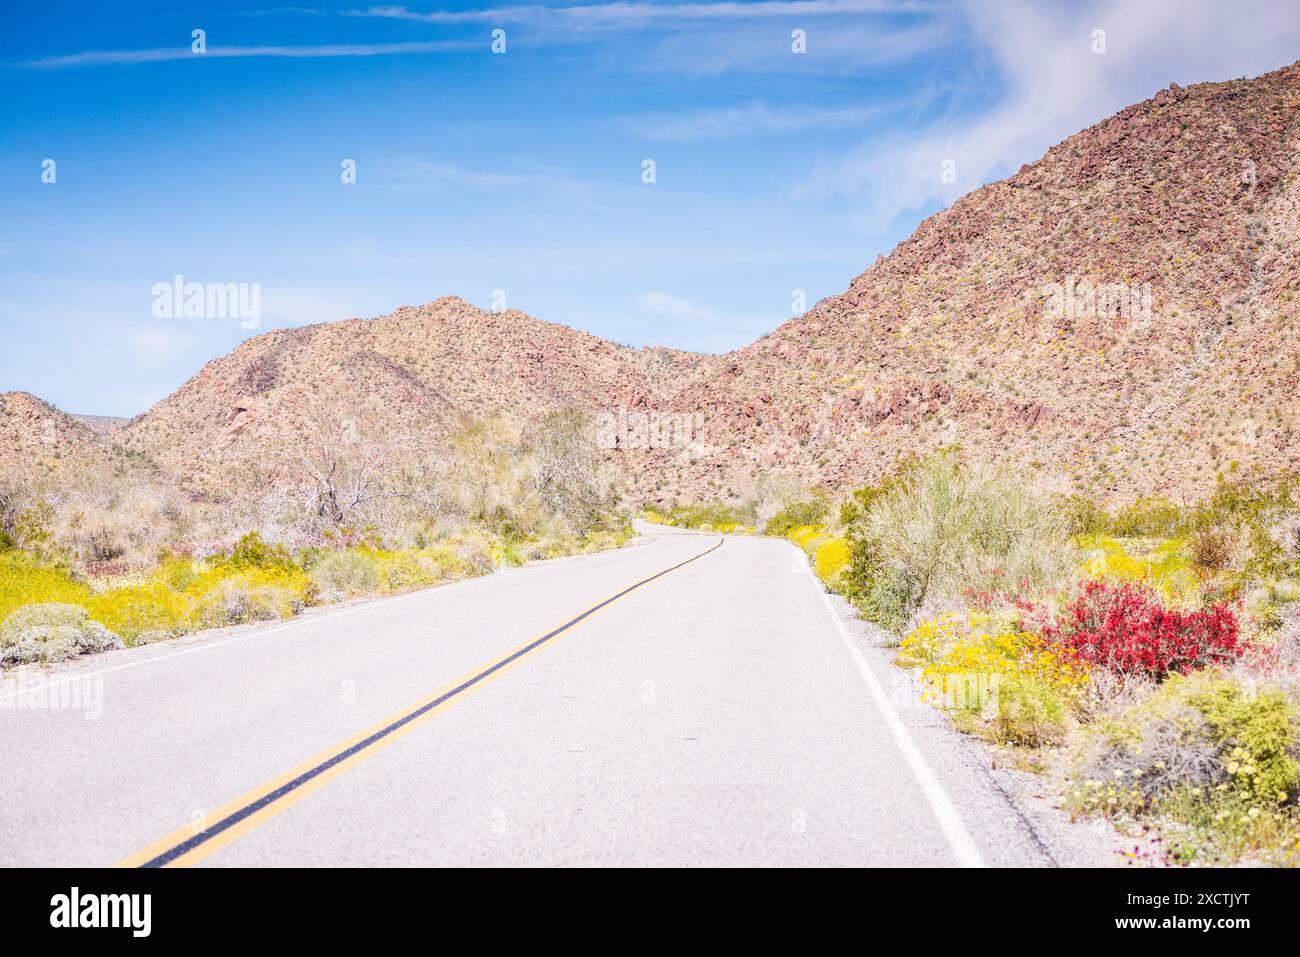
[[348, 1, 944, 27], [117, 326, 196, 368], [258, 287, 368, 328], [628, 101, 887, 141], [26, 39, 474, 69], [29, 1, 953, 73], [382, 159, 529, 190], [801, 0, 1300, 231], [637, 291, 722, 323]]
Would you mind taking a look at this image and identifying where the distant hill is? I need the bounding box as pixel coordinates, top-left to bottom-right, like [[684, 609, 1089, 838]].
[[0, 392, 151, 482], [117, 296, 721, 491], [70, 414, 130, 437]]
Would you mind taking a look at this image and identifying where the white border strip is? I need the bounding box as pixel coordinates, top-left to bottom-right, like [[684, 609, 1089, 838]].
[[795, 545, 986, 868]]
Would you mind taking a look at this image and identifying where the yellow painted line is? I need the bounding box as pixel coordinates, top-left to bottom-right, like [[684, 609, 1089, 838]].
[[117, 536, 723, 868]]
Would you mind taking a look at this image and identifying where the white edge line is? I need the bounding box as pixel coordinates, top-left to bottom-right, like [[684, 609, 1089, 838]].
[[792, 543, 986, 868], [0, 537, 670, 702]]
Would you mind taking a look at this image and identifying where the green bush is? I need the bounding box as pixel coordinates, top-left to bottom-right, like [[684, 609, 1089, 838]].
[[1057, 493, 1109, 537], [853, 565, 920, 632], [1075, 669, 1300, 808], [664, 502, 749, 530], [764, 496, 829, 537], [1065, 668, 1300, 863], [211, 532, 299, 574], [839, 465, 916, 626], [992, 674, 1071, 747], [1109, 496, 1183, 538]]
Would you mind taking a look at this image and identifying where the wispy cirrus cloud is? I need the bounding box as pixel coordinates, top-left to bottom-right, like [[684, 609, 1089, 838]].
[[348, 1, 956, 74], [381, 159, 530, 190], [636, 291, 721, 322], [375, 157, 606, 197], [26, 39, 474, 69], [800, 0, 1300, 231], [115, 326, 196, 369], [27, 1, 953, 74], [347, 1, 945, 28], [628, 100, 888, 141]]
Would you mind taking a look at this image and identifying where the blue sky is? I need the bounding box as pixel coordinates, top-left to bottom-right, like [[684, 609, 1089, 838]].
[[2, 0, 1298, 416]]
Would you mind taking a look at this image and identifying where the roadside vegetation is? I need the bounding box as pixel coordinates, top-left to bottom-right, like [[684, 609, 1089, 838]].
[[0, 408, 631, 666], [657, 456, 1300, 866]]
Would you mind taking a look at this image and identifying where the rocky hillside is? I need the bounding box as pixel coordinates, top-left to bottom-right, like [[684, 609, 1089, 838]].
[[118, 296, 722, 489], [0, 392, 151, 483], [69, 413, 129, 437], [660, 60, 1300, 502], [13, 62, 1299, 506]]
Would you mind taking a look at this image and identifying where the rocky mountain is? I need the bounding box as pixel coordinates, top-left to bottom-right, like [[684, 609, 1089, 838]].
[[660, 60, 1300, 502], [68, 414, 129, 437], [10, 62, 1299, 506], [0, 392, 150, 482], [117, 296, 722, 490]]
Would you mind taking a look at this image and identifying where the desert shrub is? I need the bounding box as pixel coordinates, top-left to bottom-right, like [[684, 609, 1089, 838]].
[[1243, 585, 1284, 633], [845, 456, 1065, 626], [1068, 669, 1300, 816], [1191, 528, 1234, 571], [664, 502, 748, 531], [1045, 580, 1240, 679], [0, 603, 122, 665], [190, 574, 301, 628], [154, 556, 204, 593], [856, 568, 921, 632], [453, 535, 496, 576], [840, 523, 909, 629], [0, 476, 56, 553], [1057, 493, 1109, 537], [1180, 474, 1300, 581], [839, 465, 915, 612], [371, 549, 445, 591], [210, 531, 298, 574], [308, 549, 381, 599], [992, 674, 1073, 747], [86, 527, 126, 561], [529, 408, 621, 537], [764, 496, 829, 537], [1109, 496, 1183, 538]]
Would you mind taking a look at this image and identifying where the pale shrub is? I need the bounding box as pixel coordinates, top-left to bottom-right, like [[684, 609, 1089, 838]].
[[374, 551, 443, 591], [867, 457, 1067, 618], [190, 577, 299, 627], [0, 603, 122, 665], [453, 535, 495, 576], [308, 550, 381, 601]]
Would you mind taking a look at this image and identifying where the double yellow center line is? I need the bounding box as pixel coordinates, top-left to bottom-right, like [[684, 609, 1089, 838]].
[[117, 536, 723, 868]]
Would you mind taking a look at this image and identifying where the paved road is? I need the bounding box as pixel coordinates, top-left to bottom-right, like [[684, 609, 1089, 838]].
[[0, 525, 1053, 867]]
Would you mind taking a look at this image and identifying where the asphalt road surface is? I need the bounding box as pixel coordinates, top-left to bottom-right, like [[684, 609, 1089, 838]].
[[0, 524, 1055, 867]]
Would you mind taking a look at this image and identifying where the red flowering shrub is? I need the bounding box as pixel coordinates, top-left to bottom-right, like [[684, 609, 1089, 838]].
[[1044, 581, 1240, 678]]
